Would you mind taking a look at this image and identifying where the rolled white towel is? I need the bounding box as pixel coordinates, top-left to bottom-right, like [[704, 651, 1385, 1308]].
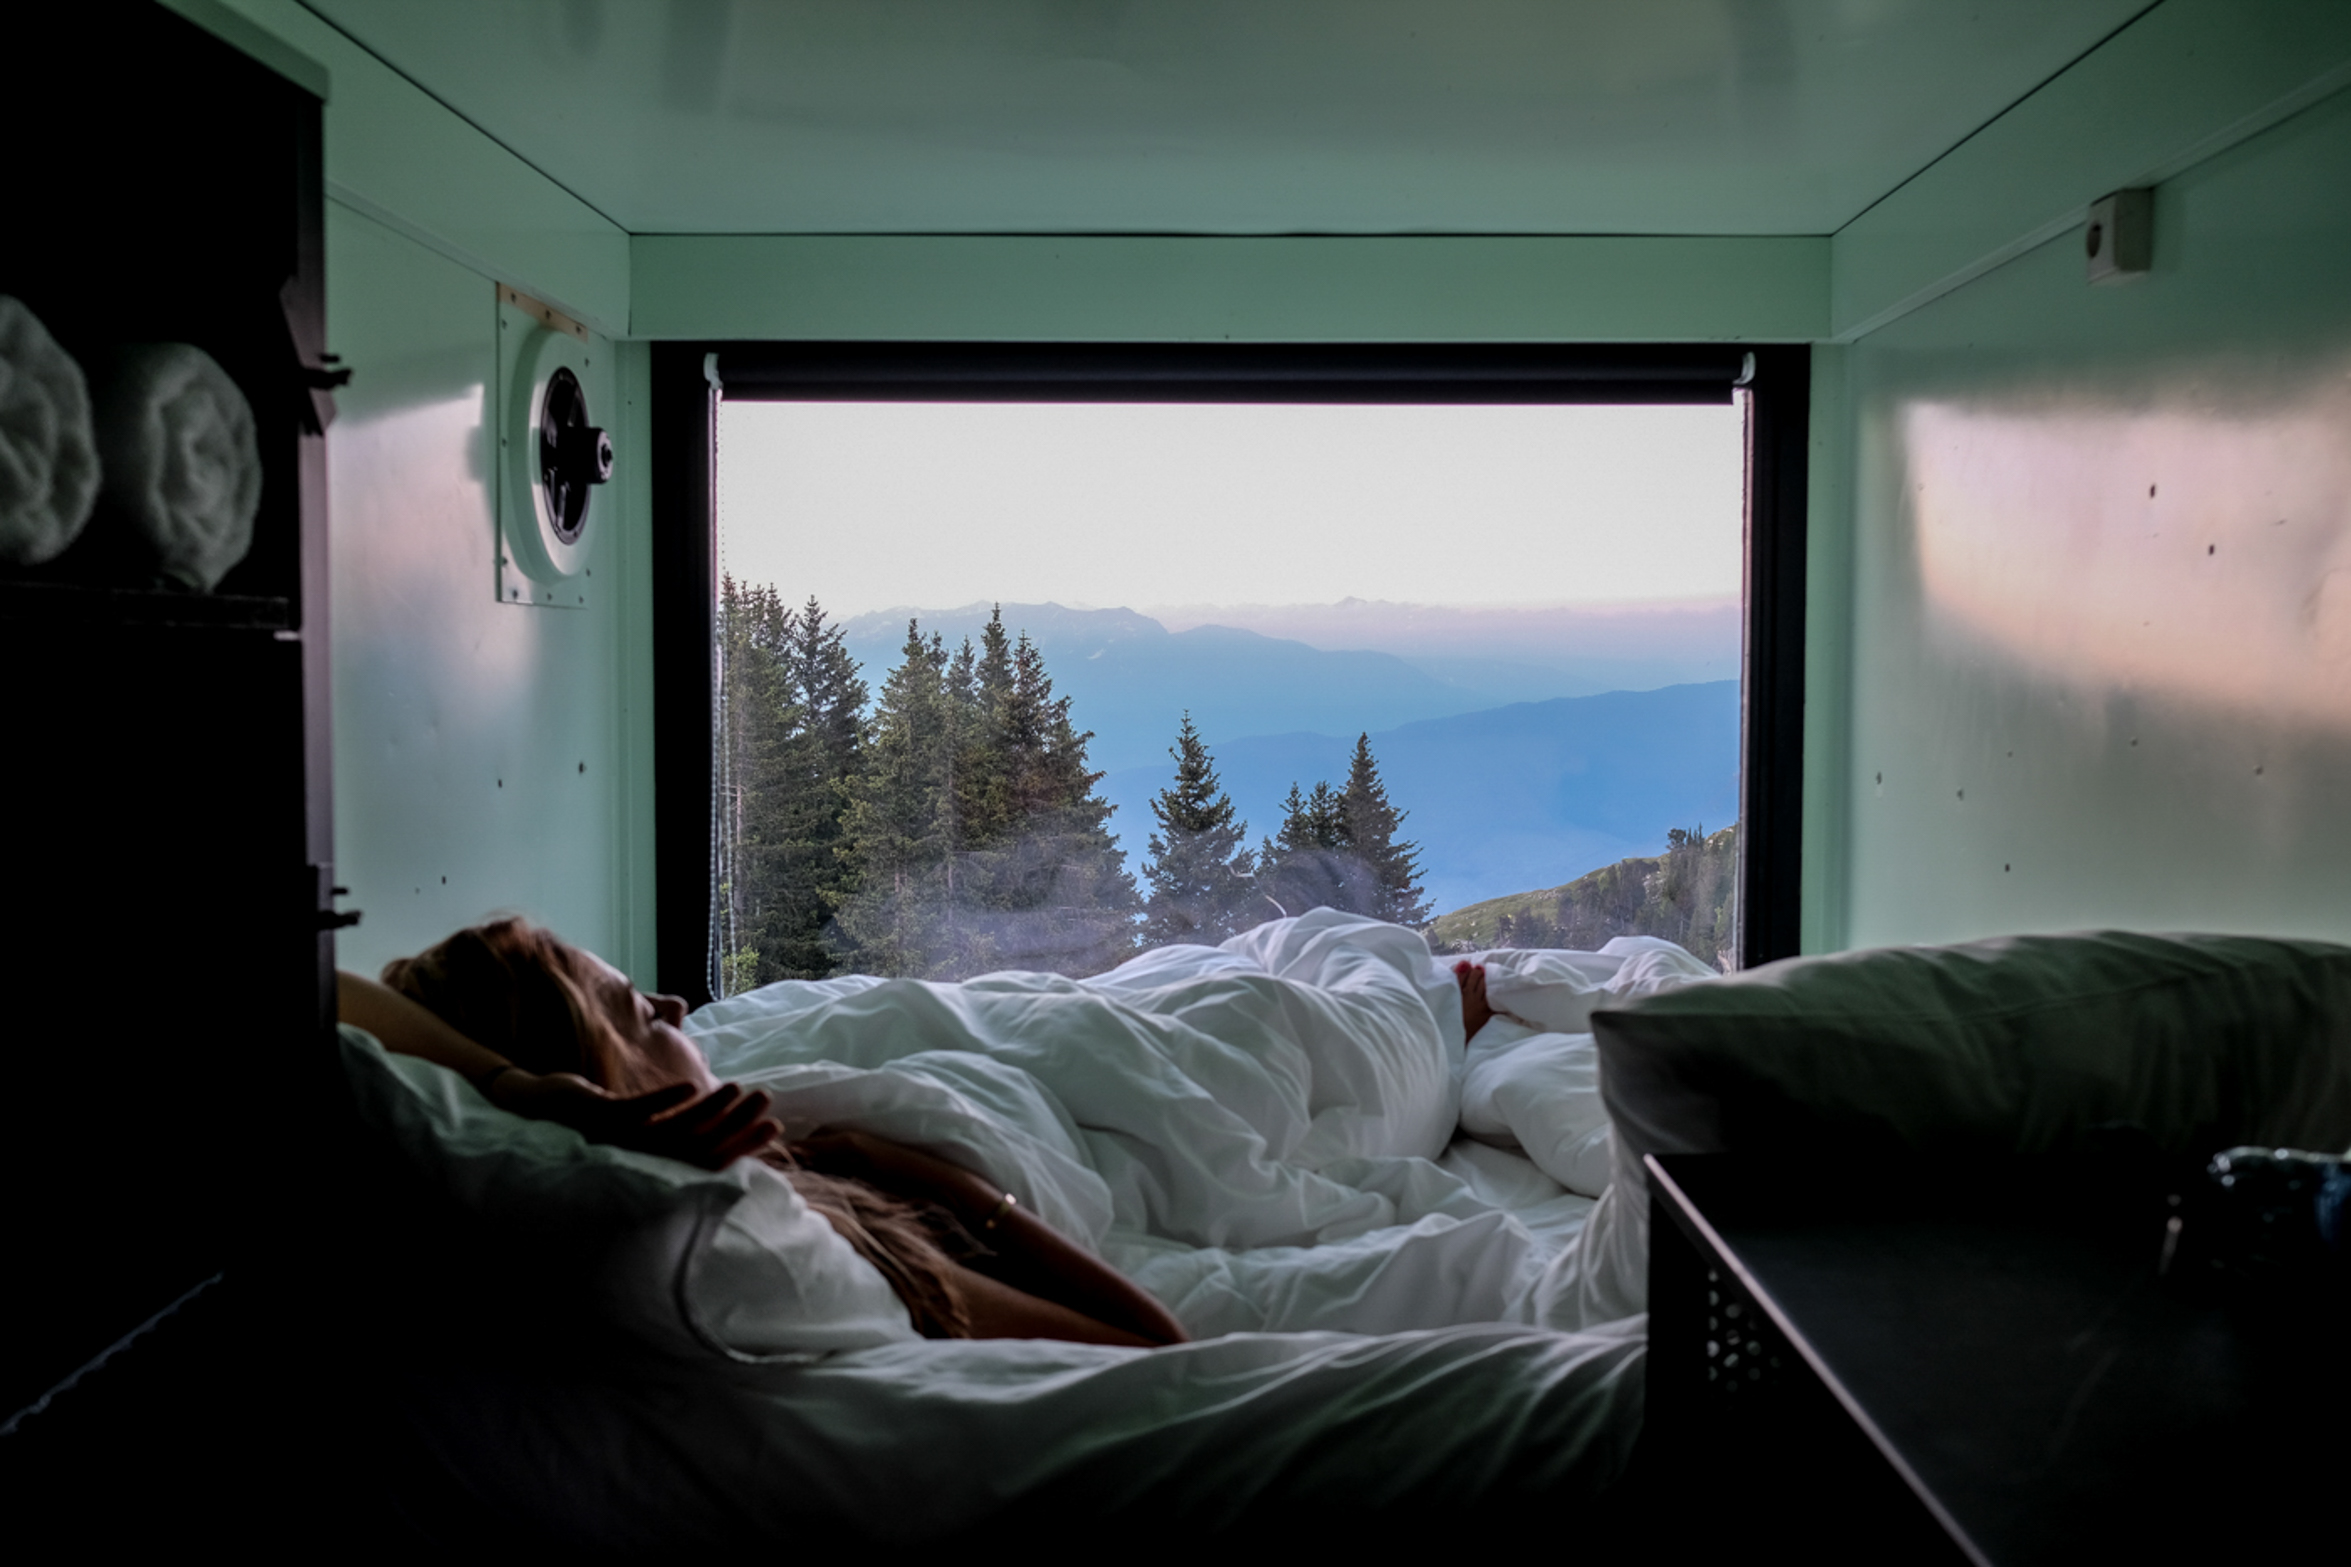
[[92, 342, 260, 592], [0, 296, 101, 568]]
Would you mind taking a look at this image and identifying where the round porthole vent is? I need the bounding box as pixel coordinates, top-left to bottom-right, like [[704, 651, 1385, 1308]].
[[497, 284, 609, 603], [538, 365, 611, 546]]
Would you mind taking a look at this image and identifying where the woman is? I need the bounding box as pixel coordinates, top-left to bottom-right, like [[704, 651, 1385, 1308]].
[[338, 917, 1192, 1347]]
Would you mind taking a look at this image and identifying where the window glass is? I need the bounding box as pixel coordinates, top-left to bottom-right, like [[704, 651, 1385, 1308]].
[[714, 398, 1746, 992]]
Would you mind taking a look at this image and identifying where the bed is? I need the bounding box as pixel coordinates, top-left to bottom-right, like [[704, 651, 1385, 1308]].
[[340, 911, 2351, 1548]]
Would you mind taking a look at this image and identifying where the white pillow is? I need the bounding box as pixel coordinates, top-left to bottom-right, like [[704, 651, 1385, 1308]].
[[1459, 1023, 1614, 1197], [1593, 931, 2351, 1167], [336, 1026, 916, 1357]]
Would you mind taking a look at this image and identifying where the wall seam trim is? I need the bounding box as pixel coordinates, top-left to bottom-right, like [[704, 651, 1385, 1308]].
[[157, 0, 331, 98], [325, 184, 621, 339], [1832, 64, 2351, 344], [1826, 0, 2163, 240], [291, 0, 628, 236]]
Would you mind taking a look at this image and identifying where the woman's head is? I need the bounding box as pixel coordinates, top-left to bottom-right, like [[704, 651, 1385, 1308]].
[[382, 918, 710, 1097], [390, 920, 972, 1339]]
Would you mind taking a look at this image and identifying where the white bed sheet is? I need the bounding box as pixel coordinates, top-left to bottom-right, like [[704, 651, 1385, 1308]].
[[408, 1317, 1649, 1546], [406, 914, 1715, 1540]]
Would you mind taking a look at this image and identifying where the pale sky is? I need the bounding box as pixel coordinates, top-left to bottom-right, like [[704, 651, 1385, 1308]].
[[717, 399, 1746, 618]]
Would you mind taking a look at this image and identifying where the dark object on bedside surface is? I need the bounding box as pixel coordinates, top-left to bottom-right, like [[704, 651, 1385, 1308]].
[[2164, 1146, 2351, 1304], [1644, 1151, 2351, 1565]]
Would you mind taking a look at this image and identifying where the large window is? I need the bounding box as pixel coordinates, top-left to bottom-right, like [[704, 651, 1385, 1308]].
[[654, 346, 1808, 1003]]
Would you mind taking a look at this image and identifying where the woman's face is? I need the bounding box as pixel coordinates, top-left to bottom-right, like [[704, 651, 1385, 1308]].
[[571, 949, 716, 1095]]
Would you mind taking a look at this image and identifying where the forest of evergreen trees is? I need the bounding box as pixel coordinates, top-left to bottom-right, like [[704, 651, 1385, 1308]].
[[716, 583, 1431, 992]]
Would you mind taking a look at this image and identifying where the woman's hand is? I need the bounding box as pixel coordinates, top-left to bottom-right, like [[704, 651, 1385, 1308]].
[[489, 1071, 781, 1170]]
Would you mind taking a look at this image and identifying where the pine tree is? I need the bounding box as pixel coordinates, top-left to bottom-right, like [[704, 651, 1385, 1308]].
[[762, 595, 867, 980], [1142, 714, 1257, 945], [954, 607, 1018, 851], [832, 609, 1138, 980], [784, 595, 866, 789], [714, 583, 878, 991], [1257, 779, 1368, 916], [715, 576, 799, 991], [1338, 733, 1433, 926], [961, 629, 1139, 975], [1252, 738, 1429, 926], [832, 620, 959, 975]]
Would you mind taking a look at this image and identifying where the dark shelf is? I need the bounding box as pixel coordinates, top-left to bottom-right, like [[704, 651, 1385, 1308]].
[[0, 578, 292, 631], [1647, 1152, 2351, 1565]]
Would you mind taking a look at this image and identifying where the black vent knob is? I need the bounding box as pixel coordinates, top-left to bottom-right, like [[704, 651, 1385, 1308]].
[[561, 422, 614, 485], [537, 365, 611, 545]]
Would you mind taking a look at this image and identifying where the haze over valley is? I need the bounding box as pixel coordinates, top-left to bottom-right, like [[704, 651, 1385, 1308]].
[[840, 600, 1739, 913]]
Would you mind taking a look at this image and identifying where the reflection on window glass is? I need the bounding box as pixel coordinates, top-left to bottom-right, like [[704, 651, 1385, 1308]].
[[714, 399, 1746, 993]]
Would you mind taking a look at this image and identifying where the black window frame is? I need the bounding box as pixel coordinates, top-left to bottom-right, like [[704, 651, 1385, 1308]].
[[653, 341, 1808, 1004]]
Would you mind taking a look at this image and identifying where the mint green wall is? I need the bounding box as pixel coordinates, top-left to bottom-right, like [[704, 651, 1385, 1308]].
[[1823, 85, 2351, 949], [1828, 0, 2351, 342], [162, 0, 658, 983], [1797, 343, 1853, 955], [325, 205, 657, 982], [630, 234, 1826, 342]]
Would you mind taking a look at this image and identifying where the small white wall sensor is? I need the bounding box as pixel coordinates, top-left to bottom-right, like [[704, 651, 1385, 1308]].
[[2085, 189, 2151, 284], [496, 284, 610, 608]]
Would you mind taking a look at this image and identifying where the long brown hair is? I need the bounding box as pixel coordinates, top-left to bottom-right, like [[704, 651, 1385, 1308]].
[[384, 918, 973, 1337]]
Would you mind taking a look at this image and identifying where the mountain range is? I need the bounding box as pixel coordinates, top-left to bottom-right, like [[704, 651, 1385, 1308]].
[[840, 599, 1737, 772], [1097, 683, 1739, 915], [836, 602, 1738, 914]]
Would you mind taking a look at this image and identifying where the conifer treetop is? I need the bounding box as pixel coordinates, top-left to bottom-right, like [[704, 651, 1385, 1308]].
[[1141, 712, 1257, 946]]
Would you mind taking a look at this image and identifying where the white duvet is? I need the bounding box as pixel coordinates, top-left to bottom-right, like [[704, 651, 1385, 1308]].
[[688, 910, 1716, 1339]]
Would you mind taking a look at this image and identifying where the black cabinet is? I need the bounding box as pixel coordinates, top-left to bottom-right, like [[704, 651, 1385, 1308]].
[[1, 0, 337, 1431], [1645, 1153, 2351, 1563]]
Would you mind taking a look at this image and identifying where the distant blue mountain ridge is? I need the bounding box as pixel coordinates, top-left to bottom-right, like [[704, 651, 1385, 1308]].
[[844, 602, 1500, 772], [839, 600, 1733, 770], [1097, 684, 1739, 916], [836, 603, 1738, 916]]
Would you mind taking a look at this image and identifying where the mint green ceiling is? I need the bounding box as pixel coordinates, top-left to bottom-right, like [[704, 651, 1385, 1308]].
[[301, 0, 2154, 236]]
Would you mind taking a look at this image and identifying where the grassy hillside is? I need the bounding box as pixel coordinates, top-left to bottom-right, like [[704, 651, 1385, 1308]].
[[1429, 823, 1738, 970]]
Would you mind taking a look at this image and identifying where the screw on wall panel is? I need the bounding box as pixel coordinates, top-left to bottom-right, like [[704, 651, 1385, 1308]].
[[578, 761, 585, 773], [2208, 544, 2215, 554]]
